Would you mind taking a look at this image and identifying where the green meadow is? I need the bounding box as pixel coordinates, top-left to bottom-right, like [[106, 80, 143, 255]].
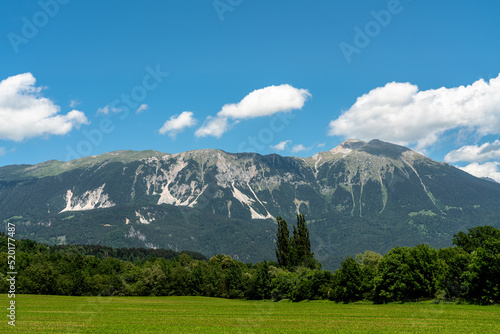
[[6, 295, 500, 333]]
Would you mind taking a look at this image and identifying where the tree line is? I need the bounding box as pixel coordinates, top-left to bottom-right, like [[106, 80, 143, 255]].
[[1, 217, 499, 304]]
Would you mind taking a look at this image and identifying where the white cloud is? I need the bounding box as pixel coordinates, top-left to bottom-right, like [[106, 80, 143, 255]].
[[459, 162, 500, 183], [328, 75, 500, 149], [97, 104, 121, 114], [317, 143, 326, 148], [291, 142, 320, 153], [136, 104, 148, 113], [0, 73, 89, 141], [218, 84, 311, 119], [196, 84, 310, 138], [0, 147, 6, 156], [69, 100, 80, 108], [445, 140, 500, 163], [195, 117, 232, 138], [271, 140, 291, 151], [159, 111, 197, 139], [292, 144, 308, 153]]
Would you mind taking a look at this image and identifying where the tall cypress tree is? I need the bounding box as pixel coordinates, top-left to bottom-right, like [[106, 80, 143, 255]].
[[291, 214, 313, 267], [300, 214, 311, 258], [275, 216, 291, 267], [276, 214, 318, 269], [290, 224, 299, 266]]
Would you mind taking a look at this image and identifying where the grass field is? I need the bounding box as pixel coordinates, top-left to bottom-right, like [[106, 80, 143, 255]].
[[4, 294, 500, 333]]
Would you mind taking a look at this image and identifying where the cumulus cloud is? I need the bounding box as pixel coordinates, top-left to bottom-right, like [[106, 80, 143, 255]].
[[159, 111, 197, 139], [271, 140, 291, 151], [445, 140, 500, 163], [328, 75, 500, 149], [196, 84, 310, 138], [218, 84, 311, 119], [292, 144, 308, 153], [0, 73, 88, 141], [136, 104, 148, 113], [194, 116, 231, 139], [459, 162, 500, 183]]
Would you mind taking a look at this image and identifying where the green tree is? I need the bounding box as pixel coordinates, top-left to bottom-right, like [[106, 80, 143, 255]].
[[18, 262, 58, 295], [187, 262, 206, 296], [453, 225, 500, 253], [225, 261, 245, 299], [134, 263, 168, 296], [247, 261, 272, 300], [356, 250, 383, 269], [271, 270, 300, 301], [462, 239, 500, 304], [276, 214, 319, 269], [307, 269, 335, 300], [289, 272, 313, 302], [291, 268, 334, 301], [356, 251, 383, 300], [374, 245, 440, 303], [290, 214, 310, 263], [332, 256, 363, 303], [290, 214, 319, 268], [437, 247, 471, 300], [69, 253, 88, 296], [275, 216, 291, 268]]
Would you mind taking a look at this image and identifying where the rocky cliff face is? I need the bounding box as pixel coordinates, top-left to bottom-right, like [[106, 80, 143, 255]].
[[1, 140, 499, 268]]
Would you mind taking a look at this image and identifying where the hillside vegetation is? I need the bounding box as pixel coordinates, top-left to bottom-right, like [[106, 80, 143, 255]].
[[2, 221, 499, 305]]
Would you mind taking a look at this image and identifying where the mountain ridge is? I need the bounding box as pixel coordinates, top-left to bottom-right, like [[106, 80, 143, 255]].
[[1, 139, 499, 268], [0, 139, 449, 176]]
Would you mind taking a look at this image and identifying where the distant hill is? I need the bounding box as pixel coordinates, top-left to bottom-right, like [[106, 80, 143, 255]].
[[1, 139, 499, 268]]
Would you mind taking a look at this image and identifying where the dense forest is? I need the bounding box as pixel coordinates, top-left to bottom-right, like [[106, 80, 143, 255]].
[[1, 216, 499, 305]]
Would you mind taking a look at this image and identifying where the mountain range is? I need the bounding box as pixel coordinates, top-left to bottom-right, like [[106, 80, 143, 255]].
[[1, 139, 499, 269]]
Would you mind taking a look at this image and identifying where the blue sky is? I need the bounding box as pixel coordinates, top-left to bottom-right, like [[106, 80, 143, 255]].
[[1, 0, 500, 181]]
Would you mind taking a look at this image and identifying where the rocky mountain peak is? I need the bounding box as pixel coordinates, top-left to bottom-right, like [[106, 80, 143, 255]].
[[356, 139, 413, 159], [330, 139, 366, 155]]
